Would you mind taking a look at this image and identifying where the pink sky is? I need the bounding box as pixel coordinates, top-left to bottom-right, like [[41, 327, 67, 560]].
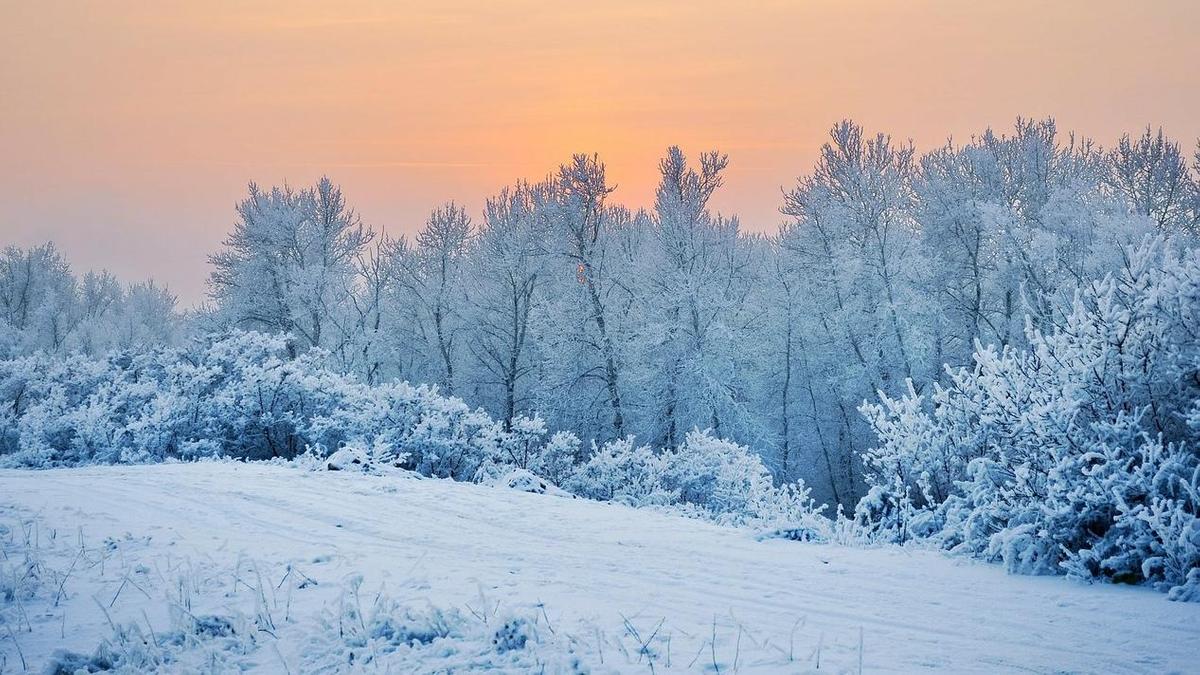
[[3, 0, 1198, 304]]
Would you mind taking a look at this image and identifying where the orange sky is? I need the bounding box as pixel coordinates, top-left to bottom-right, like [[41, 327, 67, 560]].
[[2, 0, 1198, 304]]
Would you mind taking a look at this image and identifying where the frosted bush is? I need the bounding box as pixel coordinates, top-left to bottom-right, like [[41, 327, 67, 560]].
[[859, 239, 1200, 598], [0, 331, 510, 479], [663, 430, 827, 528], [565, 437, 676, 506], [528, 430, 584, 486], [560, 429, 829, 529]]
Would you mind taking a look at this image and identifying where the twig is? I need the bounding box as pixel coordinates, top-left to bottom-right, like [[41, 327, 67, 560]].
[[816, 631, 824, 670], [54, 546, 85, 606], [464, 602, 486, 623], [3, 622, 26, 672], [858, 626, 864, 675], [142, 610, 161, 650], [619, 613, 665, 671], [275, 565, 292, 590], [109, 576, 128, 608], [536, 600, 555, 635], [688, 637, 707, 669], [94, 596, 119, 633], [788, 616, 804, 662], [711, 615, 721, 674]]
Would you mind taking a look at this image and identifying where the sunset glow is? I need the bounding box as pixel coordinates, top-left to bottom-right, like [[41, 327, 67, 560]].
[[3, 0, 1198, 302], [3, 5, 1200, 666]]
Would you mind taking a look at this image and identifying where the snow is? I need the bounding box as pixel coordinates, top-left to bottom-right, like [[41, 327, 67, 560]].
[[1, 462, 1196, 673]]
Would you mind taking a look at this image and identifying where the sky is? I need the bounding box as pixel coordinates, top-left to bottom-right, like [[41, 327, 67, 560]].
[[2, 1, 1198, 306]]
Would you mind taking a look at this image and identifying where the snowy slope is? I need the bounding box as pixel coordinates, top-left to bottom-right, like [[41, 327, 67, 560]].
[[1, 463, 1196, 673]]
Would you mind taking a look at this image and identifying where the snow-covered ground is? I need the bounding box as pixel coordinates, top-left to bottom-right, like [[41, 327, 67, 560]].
[[1, 463, 1195, 673]]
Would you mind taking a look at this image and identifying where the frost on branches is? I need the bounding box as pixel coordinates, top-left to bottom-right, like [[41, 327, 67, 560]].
[[860, 239, 1200, 599], [0, 332, 509, 480], [562, 430, 828, 531], [0, 331, 823, 530]]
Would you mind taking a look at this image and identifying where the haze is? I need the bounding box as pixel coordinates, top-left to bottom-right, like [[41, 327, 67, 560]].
[[3, 0, 1198, 305]]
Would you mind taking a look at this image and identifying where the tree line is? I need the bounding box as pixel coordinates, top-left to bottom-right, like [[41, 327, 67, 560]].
[[4, 118, 1199, 506]]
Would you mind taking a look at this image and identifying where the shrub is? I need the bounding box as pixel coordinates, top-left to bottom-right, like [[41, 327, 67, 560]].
[[564, 429, 828, 529], [0, 331, 513, 480], [859, 239, 1200, 598], [0, 330, 830, 533]]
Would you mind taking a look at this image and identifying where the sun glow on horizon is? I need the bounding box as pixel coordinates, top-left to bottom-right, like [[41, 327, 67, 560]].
[[3, 0, 1198, 304]]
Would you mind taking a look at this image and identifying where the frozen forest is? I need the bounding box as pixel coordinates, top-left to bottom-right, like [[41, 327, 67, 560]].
[[2, 117, 1200, 618]]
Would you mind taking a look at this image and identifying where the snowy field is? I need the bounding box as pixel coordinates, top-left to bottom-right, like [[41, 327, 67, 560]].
[[1, 463, 1196, 674]]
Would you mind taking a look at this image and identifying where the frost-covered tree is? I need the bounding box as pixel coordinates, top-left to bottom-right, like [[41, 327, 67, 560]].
[[779, 121, 926, 502], [208, 177, 373, 356], [1105, 126, 1197, 235], [469, 182, 550, 427], [0, 243, 79, 354], [114, 281, 179, 350], [533, 155, 637, 442], [968, 118, 1125, 333], [760, 230, 846, 500], [389, 202, 474, 394], [339, 237, 394, 384], [550, 155, 624, 436], [0, 243, 177, 358], [644, 147, 757, 448], [71, 271, 126, 355], [916, 118, 1155, 364]]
